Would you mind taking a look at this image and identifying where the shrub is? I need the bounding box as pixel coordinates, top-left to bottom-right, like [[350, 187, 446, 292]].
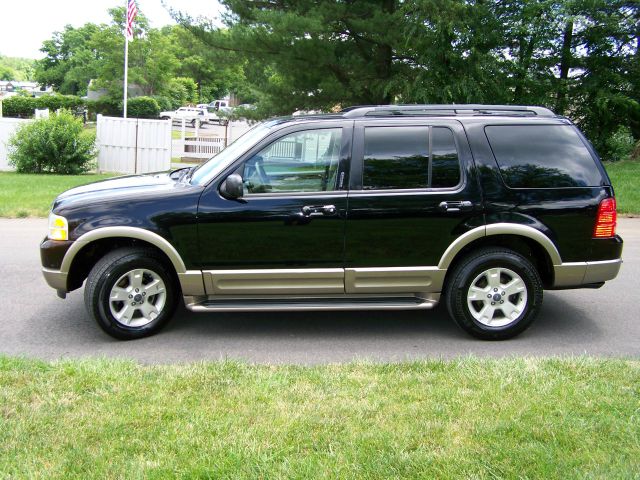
[[151, 95, 173, 112], [37, 94, 84, 112], [127, 96, 160, 118], [603, 126, 636, 162], [8, 110, 96, 174], [1, 94, 86, 118], [1, 95, 36, 118], [86, 96, 122, 118], [631, 140, 640, 161]]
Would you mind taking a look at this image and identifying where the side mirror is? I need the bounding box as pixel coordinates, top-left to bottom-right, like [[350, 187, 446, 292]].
[[220, 173, 244, 199]]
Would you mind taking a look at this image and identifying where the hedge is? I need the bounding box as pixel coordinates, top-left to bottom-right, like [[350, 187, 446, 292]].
[[127, 96, 160, 119], [1, 94, 85, 118]]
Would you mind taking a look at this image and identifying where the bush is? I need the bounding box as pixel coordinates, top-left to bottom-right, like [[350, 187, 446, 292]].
[[1, 94, 86, 118], [8, 110, 96, 174], [631, 141, 640, 161], [604, 126, 636, 162], [127, 96, 160, 118], [86, 96, 121, 118], [151, 95, 173, 112], [1, 95, 36, 118]]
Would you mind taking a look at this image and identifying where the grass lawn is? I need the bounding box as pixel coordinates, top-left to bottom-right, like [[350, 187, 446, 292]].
[[0, 357, 638, 479], [172, 129, 196, 139], [0, 172, 114, 217], [604, 160, 640, 215]]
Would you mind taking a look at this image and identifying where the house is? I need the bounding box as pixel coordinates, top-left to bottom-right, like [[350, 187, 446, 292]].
[[0, 80, 52, 97]]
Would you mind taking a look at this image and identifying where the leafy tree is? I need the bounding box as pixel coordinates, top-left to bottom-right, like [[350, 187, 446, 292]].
[[34, 24, 101, 95], [0, 64, 15, 81], [185, 1, 410, 113], [0, 55, 35, 81]]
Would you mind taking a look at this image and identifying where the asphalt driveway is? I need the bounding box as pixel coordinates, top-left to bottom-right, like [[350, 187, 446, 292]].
[[1, 218, 638, 364]]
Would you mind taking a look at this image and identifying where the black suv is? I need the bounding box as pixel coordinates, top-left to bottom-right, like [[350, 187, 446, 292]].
[[41, 105, 623, 340]]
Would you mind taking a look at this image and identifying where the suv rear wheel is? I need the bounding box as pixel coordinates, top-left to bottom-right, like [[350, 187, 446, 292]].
[[445, 247, 543, 340], [84, 247, 179, 340]]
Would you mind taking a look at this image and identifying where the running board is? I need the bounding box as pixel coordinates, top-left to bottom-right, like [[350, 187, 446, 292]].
[[184, 294, 440, 313]]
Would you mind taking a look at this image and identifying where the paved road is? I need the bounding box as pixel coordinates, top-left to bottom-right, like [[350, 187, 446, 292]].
[[1, 218, 638, 364]]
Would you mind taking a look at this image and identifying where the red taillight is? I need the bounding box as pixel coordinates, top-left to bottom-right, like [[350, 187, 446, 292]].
[[593, 198, 617, 238]]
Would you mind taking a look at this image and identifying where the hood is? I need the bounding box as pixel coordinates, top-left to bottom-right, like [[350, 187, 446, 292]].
[[52, 171, 191, 212]]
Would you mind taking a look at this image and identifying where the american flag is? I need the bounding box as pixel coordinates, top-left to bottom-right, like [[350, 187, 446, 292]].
[[126, 0, 138, 40]]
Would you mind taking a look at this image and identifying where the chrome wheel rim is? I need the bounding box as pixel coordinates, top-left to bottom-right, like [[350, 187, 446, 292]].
[[466, 267, 528, 327], [108, 269, 166, 328]]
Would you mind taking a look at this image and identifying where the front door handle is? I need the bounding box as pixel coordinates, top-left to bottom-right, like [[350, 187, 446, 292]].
[[439, 200, 473, 213], [301, 205, 337, 217]]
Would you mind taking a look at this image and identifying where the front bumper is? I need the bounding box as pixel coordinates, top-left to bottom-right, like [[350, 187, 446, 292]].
[[42, 267, 68, 291], [553, 258, 622, 288], [40, 238, 74, 293]]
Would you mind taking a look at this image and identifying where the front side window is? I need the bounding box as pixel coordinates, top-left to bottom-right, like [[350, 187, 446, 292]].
[[243, 128, 342, 194], [363, 126, 461, 190]]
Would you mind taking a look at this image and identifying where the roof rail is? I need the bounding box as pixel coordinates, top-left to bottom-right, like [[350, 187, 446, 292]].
[[341, 104, 556, 118]]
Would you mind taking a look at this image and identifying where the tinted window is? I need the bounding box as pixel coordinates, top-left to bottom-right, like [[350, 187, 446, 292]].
[[363, 126, 460, 190], [243, 128, 342, 194], [432, 127, 460, 188], [485, 125, 603, 188]]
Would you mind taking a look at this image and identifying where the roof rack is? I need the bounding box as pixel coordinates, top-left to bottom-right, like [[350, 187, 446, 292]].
[[341, 104, 556, 118]]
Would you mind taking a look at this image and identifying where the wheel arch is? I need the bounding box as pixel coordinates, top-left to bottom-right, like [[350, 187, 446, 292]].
[[439, 223, 560, 288], [62, 228, 186, 292]]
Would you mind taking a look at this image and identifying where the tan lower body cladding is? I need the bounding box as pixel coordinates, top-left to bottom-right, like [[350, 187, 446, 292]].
[[201, 267, 446, 296]]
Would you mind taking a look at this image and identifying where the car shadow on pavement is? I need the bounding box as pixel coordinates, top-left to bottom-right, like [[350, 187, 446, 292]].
[[20, 290, 602, 357]]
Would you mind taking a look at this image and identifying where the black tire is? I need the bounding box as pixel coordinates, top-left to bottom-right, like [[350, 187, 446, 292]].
[[84, 247, 179, 340], [445, 247, 543, 340]]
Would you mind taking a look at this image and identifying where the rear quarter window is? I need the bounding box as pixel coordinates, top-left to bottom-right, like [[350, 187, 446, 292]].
[[485, 125, 603, 188]]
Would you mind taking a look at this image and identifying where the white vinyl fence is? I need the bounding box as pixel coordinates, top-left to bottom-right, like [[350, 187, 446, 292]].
[[97, 115, 172, 174], [0, 118, 32, 171]]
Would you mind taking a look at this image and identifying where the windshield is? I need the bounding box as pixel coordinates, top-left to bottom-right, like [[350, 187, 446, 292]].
[[189, 122, 274, 185]]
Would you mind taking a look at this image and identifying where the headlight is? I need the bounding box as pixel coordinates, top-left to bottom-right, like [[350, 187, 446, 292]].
[[48, 213, 68, 241]]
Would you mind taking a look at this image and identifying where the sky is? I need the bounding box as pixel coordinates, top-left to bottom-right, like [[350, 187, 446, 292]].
[[0, 0, 223, 59]]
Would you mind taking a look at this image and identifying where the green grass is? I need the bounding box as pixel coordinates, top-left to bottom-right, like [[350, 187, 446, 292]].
[[172, 129, 195, 139], [0, 357, 638, 479], [0, 172, 114, 217], [604, 160, 640, 215]]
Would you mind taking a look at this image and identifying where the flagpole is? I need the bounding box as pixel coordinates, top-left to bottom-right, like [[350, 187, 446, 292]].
[[123, 0, 129, 118]]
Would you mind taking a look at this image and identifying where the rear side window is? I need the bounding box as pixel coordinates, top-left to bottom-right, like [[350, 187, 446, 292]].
[[363, 126, 461, 190], [485, 125, 603, 188]]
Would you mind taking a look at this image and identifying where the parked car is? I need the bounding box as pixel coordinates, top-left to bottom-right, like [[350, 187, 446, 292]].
[[196, 104, 229, 126], [208, 99, 233, 114], [41, 104, 623, 340], [159, 106, 207, 127]]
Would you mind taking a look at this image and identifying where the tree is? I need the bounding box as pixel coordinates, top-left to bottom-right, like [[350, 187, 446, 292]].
[[0, 55, 35, 81], [34, 24, 101, 95], [185, 1, 410, 113]]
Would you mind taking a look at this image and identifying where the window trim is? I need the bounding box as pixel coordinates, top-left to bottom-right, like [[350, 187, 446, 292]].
[[242, 127, 344, 197], [352, 123, 464, 193], [204, 121, 353, 200], [484, 123, 604, 190]]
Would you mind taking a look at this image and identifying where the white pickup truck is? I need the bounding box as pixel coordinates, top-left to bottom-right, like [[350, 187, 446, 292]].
[[159, 106, 228, 127]]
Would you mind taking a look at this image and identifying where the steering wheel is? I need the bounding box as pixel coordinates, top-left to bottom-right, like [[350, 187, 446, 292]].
[[245, 156, 271, 192], [252, 156, 271, 186]]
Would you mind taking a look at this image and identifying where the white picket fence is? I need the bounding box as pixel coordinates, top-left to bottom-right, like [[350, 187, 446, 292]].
[[97, 115, 172, 174], [0, 118, 32, 170], [171, 120, 253, 163]]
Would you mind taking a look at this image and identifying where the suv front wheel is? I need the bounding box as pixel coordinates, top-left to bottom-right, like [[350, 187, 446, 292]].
[[85, 247, 179, 340], [445, 247, 543, 340]]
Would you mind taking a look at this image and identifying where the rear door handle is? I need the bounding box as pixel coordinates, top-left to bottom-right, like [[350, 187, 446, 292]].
[[301, 205, 337, 217], [439, 201, 473, 212]]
